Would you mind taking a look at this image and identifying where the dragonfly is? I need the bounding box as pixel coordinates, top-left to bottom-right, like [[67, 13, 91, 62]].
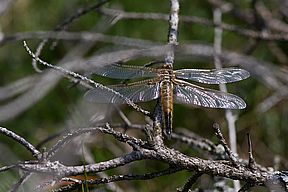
[[84, 63, 249, 136]]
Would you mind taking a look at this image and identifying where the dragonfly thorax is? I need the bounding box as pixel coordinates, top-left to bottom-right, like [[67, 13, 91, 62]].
[[158, 69, 175, 81]]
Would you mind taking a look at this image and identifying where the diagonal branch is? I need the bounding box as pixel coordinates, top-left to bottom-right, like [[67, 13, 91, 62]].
[[0, 127, 41, 159], [54, 167, 182, 192], [46, 126, 147, 160], [23, 41, 150, 116]]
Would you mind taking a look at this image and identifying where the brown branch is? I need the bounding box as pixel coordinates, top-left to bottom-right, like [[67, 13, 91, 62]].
[[0, 125, 279, 190], [46, 126, 147, 160], [179, 172, 202, 192], [171, 129, 227, 159], [54, 167, 182, 192], [238, 182, 256, 192], [213, 124, 239, 167]]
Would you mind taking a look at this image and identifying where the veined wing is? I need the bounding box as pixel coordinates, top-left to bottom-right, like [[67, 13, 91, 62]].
[[84, 79, 160, 104], [173, 79, 246, 109], [174, 68, 249, 84], [91, 63, 158, 79]]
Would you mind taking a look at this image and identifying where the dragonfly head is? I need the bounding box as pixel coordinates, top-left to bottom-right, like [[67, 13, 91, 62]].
[[162, 64, 173, 69]]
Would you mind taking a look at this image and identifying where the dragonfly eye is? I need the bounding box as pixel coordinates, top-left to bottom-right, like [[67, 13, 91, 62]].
[[162, 64, 172, 69]]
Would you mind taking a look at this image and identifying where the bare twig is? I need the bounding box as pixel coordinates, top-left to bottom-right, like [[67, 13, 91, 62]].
[[35, 131, 65, 150], [46, 126, 146, 159], [31, 0, 110, 72], [0, 31, 158, 48], [213, 124, 239, 166], [0, 164, 17, 172], [54, 167, 182, 192], [238, 182, 256, 192], [99, 7, 288, 41], [0, 127, 41, 159], [9, 172, 33, 192], [247, 133, 257, 170], [213, 7, 240, 190], [179, 172, 202, 192], [171, 130, 227, 159], [23, 41, 150, 116]]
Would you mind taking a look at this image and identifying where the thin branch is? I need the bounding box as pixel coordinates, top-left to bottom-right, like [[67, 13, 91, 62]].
[[212, 124, 239, 167], [238, 182, 256, 192], [213, 6, 240, 190], [99, 7, 288, 41], [35, 131, 65, 150], [168, 0, 179, 45], [9, 172, 33, 192], [55, 0, 110, 32], [0, 164, 17, 172], [247, 133, 256, 170], [179, 172, 202, 192], [171, 130, 227, 159], [213, 7, 238, 155], [0, 127, 41, 159], [31, 0, 110, 72], [165, 0, 179, 67], [0, 31, 158, 48], [116, 107, 133, 128], [53, 167, 182, 192], [19, 151, 145, 177], [23, 41, 150, 116], [46, 126, 146, 159]]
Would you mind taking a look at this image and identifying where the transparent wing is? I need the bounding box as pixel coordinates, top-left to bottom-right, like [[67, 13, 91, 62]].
[[84, 79, 160, 104], [91, 64, 158, 79], [174, 68, 250, 84], [173, 79, 246, 109]]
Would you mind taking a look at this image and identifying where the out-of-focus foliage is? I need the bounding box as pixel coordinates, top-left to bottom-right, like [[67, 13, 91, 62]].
[[0, 0, 287, 191]]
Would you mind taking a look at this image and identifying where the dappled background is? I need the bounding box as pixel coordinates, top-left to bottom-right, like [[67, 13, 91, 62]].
[[0, 0, 287, 191]]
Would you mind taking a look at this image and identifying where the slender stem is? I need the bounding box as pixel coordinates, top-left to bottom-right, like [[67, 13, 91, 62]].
[[0, 127, 41, 159], [23, 41, 150, 116], [213, 7, 240, 191], [165, 0, 179, 67], [247, 133, 257, 170], [180, 172, 202, 192], [213, 124, 239, 166]]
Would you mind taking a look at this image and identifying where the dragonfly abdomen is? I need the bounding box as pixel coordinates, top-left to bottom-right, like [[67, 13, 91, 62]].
[[160, 80, 174, 136]]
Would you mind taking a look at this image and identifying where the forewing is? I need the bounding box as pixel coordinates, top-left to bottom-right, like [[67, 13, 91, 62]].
[[174, 80, 246, 109], [174, 68, 250, 84], [91, 64, 157, 79], [84, 79, 160, 104]]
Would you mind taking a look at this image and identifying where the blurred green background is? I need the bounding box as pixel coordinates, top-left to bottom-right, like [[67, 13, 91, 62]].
[[0, 0, 287, 191]]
